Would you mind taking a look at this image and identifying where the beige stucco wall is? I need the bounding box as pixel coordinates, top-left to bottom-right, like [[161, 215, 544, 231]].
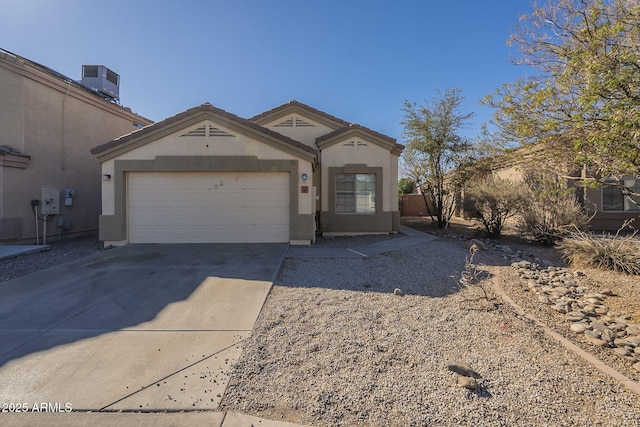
[[0, 52, 151, 242], [100, 119, 314, 218], [320, 140, 392, 212], [0, 59, 24, 152], [389, 153, 399, 212], [493, 165, 525, 183]]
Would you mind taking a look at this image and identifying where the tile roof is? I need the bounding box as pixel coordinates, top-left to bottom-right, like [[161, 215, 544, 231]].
[[316, 123, 404, 154], [250, 99, 351, 128], [251, 100, 402, 152], [91, 102, 318, 156], [316, 123, 397, 145]]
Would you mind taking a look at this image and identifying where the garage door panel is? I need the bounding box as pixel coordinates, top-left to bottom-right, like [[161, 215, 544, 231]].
[[128, 172, 289, 243]]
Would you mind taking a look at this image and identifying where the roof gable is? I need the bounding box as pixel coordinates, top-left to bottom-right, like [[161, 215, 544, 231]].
[[316, 124, 404, 156], [250, 100, 351, 130], [91, 102, 318, 162]]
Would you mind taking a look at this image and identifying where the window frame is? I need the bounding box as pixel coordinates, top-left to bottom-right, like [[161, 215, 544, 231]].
[[328, 165, 382, 217], [335, 173, 377, 214], [601, 176, 640, 212]]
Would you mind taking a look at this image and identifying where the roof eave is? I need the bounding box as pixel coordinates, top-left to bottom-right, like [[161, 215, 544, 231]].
[[92, 103, 318, 163], [316, 126, 398, 153], [250, 100, 351, 130]]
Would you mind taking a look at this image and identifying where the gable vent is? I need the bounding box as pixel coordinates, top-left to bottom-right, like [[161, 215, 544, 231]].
[[181, 126, 206, 137], [209, 126, 234, 137], [275, 118, 295, 127], [274, 117, 317, 128], [180, 124, 235, 138], [295, 118, 315, 127], [341, 140, 369, 148]]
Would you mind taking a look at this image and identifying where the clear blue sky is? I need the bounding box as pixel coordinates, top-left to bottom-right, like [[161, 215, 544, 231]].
[[1, 0, 533, 142]]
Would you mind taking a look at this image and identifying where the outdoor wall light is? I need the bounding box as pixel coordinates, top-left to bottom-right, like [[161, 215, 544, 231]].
[[103, 174, 112, 181], [301, 173, 307, 181]]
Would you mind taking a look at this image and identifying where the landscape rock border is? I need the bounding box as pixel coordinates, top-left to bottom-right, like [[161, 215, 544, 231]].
[[505, 257, 640, 372], [476, 239, 640, 394]]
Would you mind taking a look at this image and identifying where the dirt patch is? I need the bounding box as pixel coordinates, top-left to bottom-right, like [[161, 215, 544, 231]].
[[401, 216, 564, 265]]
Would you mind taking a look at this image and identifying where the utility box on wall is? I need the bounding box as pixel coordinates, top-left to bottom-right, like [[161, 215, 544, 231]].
[[40, 188, 60, 215]]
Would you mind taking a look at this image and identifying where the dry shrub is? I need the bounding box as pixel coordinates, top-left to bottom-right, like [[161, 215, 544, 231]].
[[456, 244, 496, 309], [517, 172, 591, 245], [557, 228, 640, 275], [466, 178, 524, 238]]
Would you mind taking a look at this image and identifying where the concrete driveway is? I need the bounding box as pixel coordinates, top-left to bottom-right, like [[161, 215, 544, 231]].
[[0, 243, 287, 412]]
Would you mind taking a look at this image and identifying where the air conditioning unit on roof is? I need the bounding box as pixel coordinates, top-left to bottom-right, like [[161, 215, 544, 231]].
[[81, 65, 119, 100]]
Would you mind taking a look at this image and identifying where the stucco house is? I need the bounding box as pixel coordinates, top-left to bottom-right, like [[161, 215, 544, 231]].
[[91, 101, 404, 246], [0, 48, 152, 243], [484, 144, 639, 231]]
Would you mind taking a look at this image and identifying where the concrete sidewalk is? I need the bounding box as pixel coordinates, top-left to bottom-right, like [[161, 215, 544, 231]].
[[1, 411, 305, 426], [0, 244, 49, 260]]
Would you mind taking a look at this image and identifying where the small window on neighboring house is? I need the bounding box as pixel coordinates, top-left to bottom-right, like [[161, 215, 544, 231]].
[[623, 178, 640, 211], [336, 174, 376, 214], [602, 177, 640, 211]]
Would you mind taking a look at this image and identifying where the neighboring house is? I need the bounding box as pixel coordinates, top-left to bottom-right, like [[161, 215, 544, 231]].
[[595, 176, 640, 230], [0, 48, 152, 243], [484, 144, 639, 231], [91, 101, 404, 246]]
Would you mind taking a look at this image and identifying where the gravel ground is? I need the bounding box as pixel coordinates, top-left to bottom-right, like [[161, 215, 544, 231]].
[[221, 236, 640, 427], [0, 234, 104, 282], [311, 233, 404, 248]]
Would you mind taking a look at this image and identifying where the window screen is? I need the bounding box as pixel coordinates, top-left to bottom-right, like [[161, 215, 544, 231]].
[[336, 174, 376, 214]]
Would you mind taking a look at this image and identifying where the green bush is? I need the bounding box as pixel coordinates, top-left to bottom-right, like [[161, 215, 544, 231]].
[[557, 229, 640, 275], [466, 178, 524, 238], [398, 178, 416, 195], [517, 173, 590, 245]]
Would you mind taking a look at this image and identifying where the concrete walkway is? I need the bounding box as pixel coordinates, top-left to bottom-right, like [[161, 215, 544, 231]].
[[2, 411, 304, 426], [0, 244, 49, 260], [286, 226, 436, 258]]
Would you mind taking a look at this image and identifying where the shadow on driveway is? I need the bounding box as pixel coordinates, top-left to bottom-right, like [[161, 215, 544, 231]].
[[0, 243, 287, 366]]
